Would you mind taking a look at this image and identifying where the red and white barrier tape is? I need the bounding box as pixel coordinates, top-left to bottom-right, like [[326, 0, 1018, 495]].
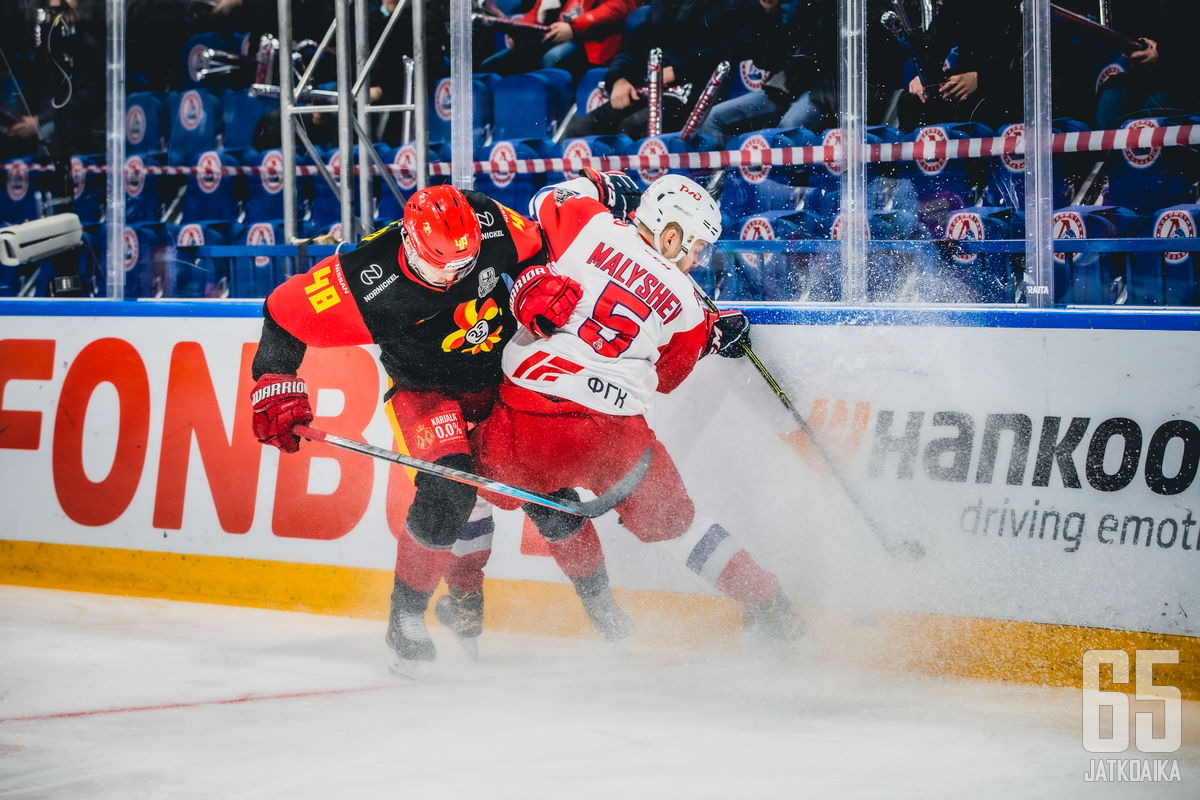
[[4, 123, 1197, 178]]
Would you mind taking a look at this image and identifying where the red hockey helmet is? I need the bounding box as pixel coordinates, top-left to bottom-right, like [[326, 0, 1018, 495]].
[[401, 185, 483, 289]]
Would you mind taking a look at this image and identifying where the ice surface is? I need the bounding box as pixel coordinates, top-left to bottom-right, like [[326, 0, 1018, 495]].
[[0, 586, 1195, 799]]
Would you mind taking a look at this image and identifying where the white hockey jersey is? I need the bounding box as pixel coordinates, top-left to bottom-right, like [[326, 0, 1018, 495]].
[[502, 186, 710, 416]]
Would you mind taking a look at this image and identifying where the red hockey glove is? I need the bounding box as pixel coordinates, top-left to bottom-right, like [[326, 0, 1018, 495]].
[[251, 373, 313, 453], [511, 264, 583, 338], [578, 166, 641, 221], [705, 309, 751, 358]]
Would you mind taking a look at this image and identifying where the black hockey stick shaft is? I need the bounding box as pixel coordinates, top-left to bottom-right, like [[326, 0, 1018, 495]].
[[293, 425, 652, 518], [688, 278, 925, 561]]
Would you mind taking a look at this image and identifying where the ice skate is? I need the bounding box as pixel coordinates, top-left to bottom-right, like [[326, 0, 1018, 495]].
[[580, 590, 635, 642], [434, 589, 483, 661], [743, 592, 806, 645], [385, 607, 436, 676]]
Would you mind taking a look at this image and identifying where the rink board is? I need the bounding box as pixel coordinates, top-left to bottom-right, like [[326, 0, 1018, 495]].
[[0, 301, 1197, 695]]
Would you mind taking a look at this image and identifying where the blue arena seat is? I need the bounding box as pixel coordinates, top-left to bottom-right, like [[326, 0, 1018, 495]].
[[228, 220, 285, 297], [1051, 204, 1139, 304], [0, 158, 40, 225], [1130, 205, 1200, 306], [1103, 115, 1200, 215], [181, 32, 253, 90], [553, 134, 633, 184], [475, 138, 550, 211], [125, 91, 168, 154], [903, 121, 995, 232], [71, 155, 106, 224], [943, 207, 1025, 302], [166, 89, 222, 162], [724, 59, 771, 101], [123, 152, 165, 223], [492, 70, 573, 141], [220, 89, 275, 151], [96, 222, 169, 298], [623, 132, 716, 194], [172, 149, 240, 223], [428, 74, 496, 150], [575, 68, 610, 118], [168, 220, 229, 297], [720, 209, 822, 301], [239, 148, 287, 222], [720, 127, 815, 219]]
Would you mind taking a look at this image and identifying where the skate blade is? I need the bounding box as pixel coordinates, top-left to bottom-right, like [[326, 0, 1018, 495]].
[[454, 635, 480, 662], [387, 651, 433, 678]]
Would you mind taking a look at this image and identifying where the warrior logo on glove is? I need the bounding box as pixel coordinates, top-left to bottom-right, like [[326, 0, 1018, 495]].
[[251, 374, 313, 453]]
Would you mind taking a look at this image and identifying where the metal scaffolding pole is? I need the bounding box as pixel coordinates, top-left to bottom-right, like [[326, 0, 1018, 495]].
[[273, 0, 427, 243], [334, 0, 356, 244], [449, 0, 473, 190]]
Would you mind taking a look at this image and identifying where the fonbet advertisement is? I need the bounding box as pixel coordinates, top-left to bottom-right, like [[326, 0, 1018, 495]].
[[0, 313, 1195, 637]]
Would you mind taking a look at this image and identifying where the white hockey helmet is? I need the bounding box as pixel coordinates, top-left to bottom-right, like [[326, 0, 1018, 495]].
[[637, 174, 722, 267]]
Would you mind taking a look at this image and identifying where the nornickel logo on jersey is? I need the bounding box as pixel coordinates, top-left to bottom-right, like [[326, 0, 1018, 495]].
[[360, 263, 384, 286]]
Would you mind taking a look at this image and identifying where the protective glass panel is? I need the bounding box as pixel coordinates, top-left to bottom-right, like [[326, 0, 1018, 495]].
[[1049, 1, 1200, 307]]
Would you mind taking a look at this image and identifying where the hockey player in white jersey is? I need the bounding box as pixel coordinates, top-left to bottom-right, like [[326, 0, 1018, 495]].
[[457, 170, 806, 643]]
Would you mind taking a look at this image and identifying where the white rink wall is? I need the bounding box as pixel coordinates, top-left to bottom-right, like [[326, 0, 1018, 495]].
[[0, 303, 1196, 639]]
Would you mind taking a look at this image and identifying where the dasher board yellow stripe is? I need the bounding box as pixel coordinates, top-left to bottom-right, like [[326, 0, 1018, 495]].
[[2, 540, 1197, 699]]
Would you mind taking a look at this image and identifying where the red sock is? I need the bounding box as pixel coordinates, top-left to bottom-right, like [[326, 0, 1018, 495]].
[[444, 550, 489, 594], [546, 520, 605, 580], [714, 550, 780, 605], [393, 528, 450, 594]]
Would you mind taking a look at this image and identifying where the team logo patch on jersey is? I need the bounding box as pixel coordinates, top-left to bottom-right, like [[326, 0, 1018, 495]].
[[441, 298, 503, 354], [1154, 209, 1196, 264], [915, 126, 949, 175], [1052, 210, 1087, 264], [477, 267, 499, 297]]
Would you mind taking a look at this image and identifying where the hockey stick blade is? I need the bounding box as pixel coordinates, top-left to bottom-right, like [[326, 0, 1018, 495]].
[[293, 425, 652, 518], [685, 275, 926, 561]]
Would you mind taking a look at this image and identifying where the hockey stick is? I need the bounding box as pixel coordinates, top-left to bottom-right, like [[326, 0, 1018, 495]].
[[686, 277, 926, 561], [293, 424, 653, 518]]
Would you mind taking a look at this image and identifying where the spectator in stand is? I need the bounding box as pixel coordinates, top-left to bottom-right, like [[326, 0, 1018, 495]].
[[559, 0, 738, 140], [896, 0, 1021, 131], [480, 0, 640, 80], [695, 0, 831, 148], [1094, 1, 1200, 129]]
